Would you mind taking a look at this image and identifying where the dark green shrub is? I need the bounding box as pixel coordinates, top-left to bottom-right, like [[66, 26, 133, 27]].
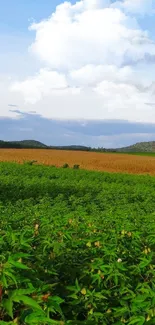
[[73, 164, 80, 169], [62, 163, 69, 168]]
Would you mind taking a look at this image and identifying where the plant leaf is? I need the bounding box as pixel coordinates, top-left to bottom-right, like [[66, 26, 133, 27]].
[[3, 298, 13, 319], [12, 295, 42, 311]]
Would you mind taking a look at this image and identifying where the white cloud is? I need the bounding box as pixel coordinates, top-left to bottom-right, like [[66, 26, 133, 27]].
[[83, 0, 110, 10], [28, 4, 155, 70], [94, 81, 151, 116], [11, 69, 69, 104], [69, 65, 134, 86], [10, 0, 155, 123], [113, 0, 155, 16], [0, 76, 23, 118]]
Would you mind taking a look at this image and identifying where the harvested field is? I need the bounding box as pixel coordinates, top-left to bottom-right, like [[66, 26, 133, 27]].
[[0, 148, 155, 175]]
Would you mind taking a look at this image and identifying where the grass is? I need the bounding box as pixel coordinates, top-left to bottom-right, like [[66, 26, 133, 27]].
[[0, 162, 155, 324]]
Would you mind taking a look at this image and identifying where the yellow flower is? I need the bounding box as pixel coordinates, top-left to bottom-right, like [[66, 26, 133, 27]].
[[34, 223, 39, 230], [94, 241, 100, 247], [143, 247, 151, 254], [81, 288, 87, 295], [86, 242, 91, 247]]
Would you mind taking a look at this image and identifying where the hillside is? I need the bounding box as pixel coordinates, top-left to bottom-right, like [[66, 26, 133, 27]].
[[49, 142, 155, 153], [0, 140, 47, 149], [16, 140, 47, 148], [49, 145, 91, 151], [0, 141, 91, 150], [0, 139, 155, 153], [116, 141, 155, 153]]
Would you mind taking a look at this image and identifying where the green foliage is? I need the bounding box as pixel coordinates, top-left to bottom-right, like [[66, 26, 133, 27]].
[[62, 163, 69, 168], [73, 164, 80, 169], [23, 160, 37, 166], [0, 140, 47, 149], [1, 162, 155, 324]]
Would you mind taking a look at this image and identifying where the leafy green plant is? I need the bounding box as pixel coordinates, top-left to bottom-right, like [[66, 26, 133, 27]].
[[1, 162, 155, 323], [62, 163, 69, 168], [23, 160, 37, 166], [73, 164, 80, 169]]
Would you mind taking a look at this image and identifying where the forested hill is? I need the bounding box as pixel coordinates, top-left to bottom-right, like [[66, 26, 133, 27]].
[[0, 140, 47, 148], [0, 140, 155, 152], [0, 141, 92, 150], [116, 141, 155, 153]]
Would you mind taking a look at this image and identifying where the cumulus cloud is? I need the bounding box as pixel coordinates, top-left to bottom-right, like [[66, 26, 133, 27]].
[[28, 3, 155, 70], [11, 69, 69, 104], [113, 0, 155, 16], [69, 65, 134, 87], [10, 0, 155, 122]]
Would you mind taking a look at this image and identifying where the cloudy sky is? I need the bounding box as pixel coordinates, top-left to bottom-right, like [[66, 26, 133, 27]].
[[1, 0, 155, 148]]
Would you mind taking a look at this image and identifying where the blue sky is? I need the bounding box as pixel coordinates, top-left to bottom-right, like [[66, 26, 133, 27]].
[[1, 0, 153, 34], [0, 0, 155, 148], [0, 0, 64, 32]]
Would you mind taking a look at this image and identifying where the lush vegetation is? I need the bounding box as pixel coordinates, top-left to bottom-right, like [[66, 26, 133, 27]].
[[1, 162, 155, 324]]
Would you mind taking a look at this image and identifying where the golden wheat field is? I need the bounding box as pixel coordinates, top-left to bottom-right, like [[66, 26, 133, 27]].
[[0, 149, 155, 175]]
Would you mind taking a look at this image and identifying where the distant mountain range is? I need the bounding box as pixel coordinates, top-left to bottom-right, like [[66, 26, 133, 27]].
[[0, 139, 155, 153]]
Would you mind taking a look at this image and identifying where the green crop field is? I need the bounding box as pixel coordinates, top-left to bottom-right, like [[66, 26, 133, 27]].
[[1, 162, 155, 324]]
